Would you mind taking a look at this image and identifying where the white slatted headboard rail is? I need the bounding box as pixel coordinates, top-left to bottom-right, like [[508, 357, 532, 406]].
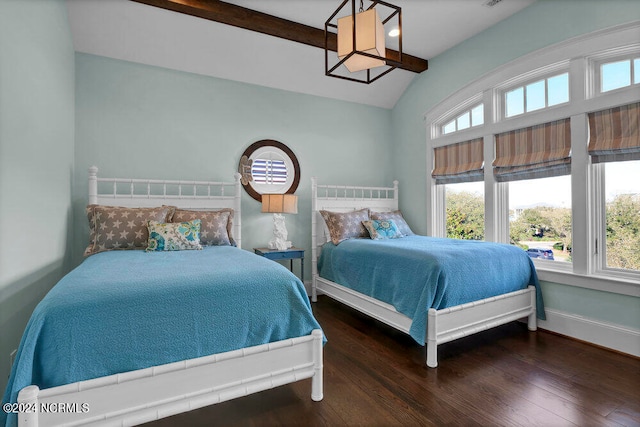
[[88, 166, 243, 248], [311, 177, 398, 299]]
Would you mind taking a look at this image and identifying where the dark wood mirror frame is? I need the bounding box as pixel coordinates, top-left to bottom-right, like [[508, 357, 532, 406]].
[[239, 140, 301, 202]]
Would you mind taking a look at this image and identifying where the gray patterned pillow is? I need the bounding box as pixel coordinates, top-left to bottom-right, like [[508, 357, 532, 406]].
[[370, 210, 414, 236], [170, 209, 232, 246], [320, 208, 370, 245], [84, 205, 175, 256]]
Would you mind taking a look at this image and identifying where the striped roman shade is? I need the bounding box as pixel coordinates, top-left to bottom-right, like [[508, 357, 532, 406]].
[[493, 118, 571, 182], [432, 138, 484, 184], [588, 102, 640, 164]]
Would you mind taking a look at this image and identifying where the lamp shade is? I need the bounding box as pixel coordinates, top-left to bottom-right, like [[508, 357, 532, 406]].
[[337, 8, 386, 72], [261, 194, 298, 214]]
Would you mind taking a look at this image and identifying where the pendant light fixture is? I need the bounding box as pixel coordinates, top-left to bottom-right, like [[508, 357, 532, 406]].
[[325, 0, 402, 84]]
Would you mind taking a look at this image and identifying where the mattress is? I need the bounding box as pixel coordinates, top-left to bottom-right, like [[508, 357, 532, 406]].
[[318, 235, 543, 344]]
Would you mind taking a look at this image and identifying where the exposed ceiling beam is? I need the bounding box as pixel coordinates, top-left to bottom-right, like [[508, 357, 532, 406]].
[[130, 0, 428, 74]]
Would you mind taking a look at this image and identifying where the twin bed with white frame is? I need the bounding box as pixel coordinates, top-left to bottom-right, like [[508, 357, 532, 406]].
[[10, 167, 323, 427], [311, 177, 538, 368]]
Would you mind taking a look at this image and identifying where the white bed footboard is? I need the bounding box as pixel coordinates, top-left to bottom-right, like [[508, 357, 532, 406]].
[[426, 286, 537, 367], [17, 330, 323, 427]]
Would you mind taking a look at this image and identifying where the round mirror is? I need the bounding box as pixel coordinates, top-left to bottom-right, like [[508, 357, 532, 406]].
[[238, 140, 301, 202]]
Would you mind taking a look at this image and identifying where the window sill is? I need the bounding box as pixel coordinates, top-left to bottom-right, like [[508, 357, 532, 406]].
[[536, 267, 640, 297]]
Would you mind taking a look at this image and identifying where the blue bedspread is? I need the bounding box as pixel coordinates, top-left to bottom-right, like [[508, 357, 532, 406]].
[[2, 247, 323, 426], [318, 235, 544, 345]]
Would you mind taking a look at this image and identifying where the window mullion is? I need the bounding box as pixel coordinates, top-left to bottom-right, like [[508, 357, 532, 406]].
[[544, 79, 549, 108], [425, 135, 438, 237], [570, 113, 590, 275], [495, 182, 509, 244], [434, 185, 446, 238], [569, 58, 589, 275], [481, 90, 495, 242], [591, 164, 606, 273], [569, 57, 585, 106]]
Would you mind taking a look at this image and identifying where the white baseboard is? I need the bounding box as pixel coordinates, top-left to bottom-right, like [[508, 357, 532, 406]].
[[538, 308, 640, 357]]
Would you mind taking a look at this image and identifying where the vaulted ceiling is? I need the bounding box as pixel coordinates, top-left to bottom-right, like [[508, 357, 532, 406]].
[[66, 0, 536, 109]]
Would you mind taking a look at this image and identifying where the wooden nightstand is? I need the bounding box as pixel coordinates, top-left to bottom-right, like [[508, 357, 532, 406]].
[[254, 247, 304, 282]]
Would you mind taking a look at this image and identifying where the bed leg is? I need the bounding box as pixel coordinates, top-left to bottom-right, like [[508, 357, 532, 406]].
[[17, 385, 40, 427], [527, 285, 537, 331], [311, 275, 318, 303], [311, 330, 324, 401], [426, 308, 438, 368], [427, 340, 438, 368]]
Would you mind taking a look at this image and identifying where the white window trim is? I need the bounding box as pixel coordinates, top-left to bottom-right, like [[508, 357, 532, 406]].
[[496, 61, 570, 120], [587, 44, 640, 98], [432, 93, 484, 139], [424, 21, 640, 297], [591, 162, 640, 282]]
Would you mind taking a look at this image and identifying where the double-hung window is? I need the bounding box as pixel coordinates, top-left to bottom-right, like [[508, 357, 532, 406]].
[[432, 138, 485, 240], [494, 119, 573, 263], [589, 102, 640, 275], [494, 61, 573, 264]]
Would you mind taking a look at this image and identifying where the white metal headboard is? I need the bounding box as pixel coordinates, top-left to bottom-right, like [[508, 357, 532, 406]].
[[88, 166, 243, 248], [310, 177, 398, 298]]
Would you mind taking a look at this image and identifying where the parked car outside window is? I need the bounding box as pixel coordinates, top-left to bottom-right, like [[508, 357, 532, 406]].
[[526, 248, 555, 260]]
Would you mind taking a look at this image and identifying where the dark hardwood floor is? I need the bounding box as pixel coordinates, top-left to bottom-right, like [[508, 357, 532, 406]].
[[146, 296, 640, 426]]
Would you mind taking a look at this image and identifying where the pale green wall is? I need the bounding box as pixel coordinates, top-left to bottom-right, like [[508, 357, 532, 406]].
[[0, 0, 75, 390], [392, 0, 640, 329], [73, 53, 393, 274]]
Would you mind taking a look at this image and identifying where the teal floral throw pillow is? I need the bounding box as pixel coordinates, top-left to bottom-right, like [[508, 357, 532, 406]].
[[370, 210, 414, 236], [362, 219, 403, 240], [146, 219, 203, 251]]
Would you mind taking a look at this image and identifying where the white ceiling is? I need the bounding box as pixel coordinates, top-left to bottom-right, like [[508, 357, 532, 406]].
[[66, 0, 536, 109]]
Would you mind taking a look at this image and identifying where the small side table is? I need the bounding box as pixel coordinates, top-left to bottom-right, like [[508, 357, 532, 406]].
[[254, 247, 304, 282]]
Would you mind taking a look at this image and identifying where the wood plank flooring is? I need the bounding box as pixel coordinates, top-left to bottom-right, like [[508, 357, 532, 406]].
[[145, 296, 640, 426]]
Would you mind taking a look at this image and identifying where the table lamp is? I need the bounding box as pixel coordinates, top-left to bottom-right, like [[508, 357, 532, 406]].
[[261, 193, 298, 250]]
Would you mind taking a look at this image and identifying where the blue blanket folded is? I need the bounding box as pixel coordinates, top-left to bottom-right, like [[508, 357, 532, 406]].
[[318, 235, 544, 345], [2, 246, 323, 426]]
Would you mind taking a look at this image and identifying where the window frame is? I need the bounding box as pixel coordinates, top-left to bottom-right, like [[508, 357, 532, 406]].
[[587, 46, 640, 97], [424, 22, 640, 296], [592, 162, 640, 282], [238, 140, 301, 202], [441, 103, 484, 135], [495, 62, 570, 121], [506, 174, 574, 268], [443, 181, 486, 241], [434, 94, 484, 138]]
